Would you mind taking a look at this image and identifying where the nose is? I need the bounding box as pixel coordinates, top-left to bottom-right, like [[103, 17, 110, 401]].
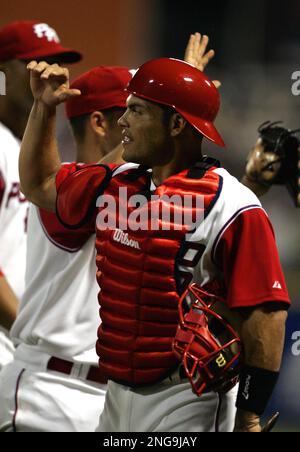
[[118, 109, 129, 128]]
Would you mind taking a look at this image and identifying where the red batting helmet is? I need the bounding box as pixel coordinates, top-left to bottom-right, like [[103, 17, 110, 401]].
[[126, 58, 225, 147], [173, 284, 243, 396]]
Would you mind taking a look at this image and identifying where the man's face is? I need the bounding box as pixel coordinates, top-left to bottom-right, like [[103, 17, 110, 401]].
[[118, 95, 173, 167]]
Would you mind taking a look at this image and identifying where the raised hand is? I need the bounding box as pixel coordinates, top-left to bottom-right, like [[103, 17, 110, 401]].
[[184, 33, 221, 89], [27, 61, 81, 108]]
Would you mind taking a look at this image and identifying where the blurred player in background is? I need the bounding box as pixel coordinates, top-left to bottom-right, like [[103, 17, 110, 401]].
[[0, 20, 81, 375], [242, 135, 300, 206]]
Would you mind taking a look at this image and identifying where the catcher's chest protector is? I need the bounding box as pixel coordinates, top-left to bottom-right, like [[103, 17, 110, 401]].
[[96, 162, 221, 387]]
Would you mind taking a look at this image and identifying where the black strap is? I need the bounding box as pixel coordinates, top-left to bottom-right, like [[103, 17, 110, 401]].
[[187, 157, 221, 180], [124, 165, 151, 182]]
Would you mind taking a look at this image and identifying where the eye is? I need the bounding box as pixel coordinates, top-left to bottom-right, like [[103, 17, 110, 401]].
[[130, 105, 143, 115]]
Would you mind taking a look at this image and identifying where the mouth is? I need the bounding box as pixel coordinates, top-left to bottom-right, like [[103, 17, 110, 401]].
[[122, 130, 134, 146]]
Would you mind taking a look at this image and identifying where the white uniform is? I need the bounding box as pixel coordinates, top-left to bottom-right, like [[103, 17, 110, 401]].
[[0, 172, 106, 432], [54, 162, 290, 433], [0, 122, 28, 371]]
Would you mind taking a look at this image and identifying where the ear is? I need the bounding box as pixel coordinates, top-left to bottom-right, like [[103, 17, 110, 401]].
[[170, 113, 187, 137], [89, 111, 107, 138]]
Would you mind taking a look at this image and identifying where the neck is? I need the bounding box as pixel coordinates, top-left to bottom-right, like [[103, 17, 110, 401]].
[[75, 140, 104, 164], [152, 149, 202, 187], [75, 141, 124, 165]]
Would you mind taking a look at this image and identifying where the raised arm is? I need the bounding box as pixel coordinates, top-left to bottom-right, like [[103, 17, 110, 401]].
[[19, 61, 81, 211]]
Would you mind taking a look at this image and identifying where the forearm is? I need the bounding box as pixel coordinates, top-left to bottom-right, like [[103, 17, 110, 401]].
[[0, 275, 19, 330], [19, 101, 61, 211], [235, 306, 287, 431], [241, 307, 287, 370]]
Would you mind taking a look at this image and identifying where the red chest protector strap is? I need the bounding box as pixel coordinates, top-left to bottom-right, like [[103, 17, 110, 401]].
[[56, 164, 113, 229]]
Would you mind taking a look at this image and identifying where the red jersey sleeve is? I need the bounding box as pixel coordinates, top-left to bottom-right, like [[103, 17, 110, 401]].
[[56, 163, 113, 232], [38, 208, 93, 251], [214, 208, 291, 309]]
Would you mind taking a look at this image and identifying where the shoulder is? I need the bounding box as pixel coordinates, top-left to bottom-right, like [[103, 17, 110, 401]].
[[191, 167, 264, 245], [211, 168, 263, 222]]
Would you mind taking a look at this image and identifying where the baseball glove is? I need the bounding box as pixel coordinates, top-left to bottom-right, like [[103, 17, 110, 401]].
[[245, 121, 300, 206]]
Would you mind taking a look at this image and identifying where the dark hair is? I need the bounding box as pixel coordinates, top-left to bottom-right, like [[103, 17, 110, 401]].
[[69, 113, 89, 142], [69, 107, 126, 141], [102, 106, 126, 127], [161, 104, 177, 127], [160, 104, 203, 139]]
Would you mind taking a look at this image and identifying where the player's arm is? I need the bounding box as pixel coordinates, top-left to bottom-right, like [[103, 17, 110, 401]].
[[0, 272, 19, 330], [19, 62, 81, 212], [234, 305, 287, 432], [214, 207, 290, 432], [184, 32, 221, 88]]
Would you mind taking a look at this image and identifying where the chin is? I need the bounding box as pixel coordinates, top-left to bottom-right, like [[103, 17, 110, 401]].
[[123, 150, 142, 164]]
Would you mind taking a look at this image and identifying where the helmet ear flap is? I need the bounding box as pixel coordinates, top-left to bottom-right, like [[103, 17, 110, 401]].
[[173, 284, 243, 396]]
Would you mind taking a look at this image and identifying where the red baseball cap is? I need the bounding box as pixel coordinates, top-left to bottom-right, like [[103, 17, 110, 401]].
[[0, 20, 82, 63], [66, 66, 133, 119]]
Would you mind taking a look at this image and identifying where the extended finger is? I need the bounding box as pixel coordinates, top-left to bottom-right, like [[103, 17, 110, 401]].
[[27, 60, 38, 71], [56, 88, 81, 103], [193, 32, 202, 54], [184, 34, 195, 60], [41, 66, 69, 81], [28, 61, 50, 76], [200, 49, 215, 67], [198, 35, 209, 56]]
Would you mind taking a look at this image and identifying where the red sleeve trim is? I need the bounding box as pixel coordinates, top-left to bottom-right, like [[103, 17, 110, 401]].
[[56, 164, 112, 230], [0, 169, 6, 209], [38, 208, 93, 252], [214, 208, 291, 310]]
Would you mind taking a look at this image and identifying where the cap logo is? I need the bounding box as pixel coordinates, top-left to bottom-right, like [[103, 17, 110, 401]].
[[33, 23, 60, 43]]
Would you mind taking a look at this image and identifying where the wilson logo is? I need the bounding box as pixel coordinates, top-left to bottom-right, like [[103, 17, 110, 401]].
[[113, 229, 141, 250], [242, 374, 251, 400]]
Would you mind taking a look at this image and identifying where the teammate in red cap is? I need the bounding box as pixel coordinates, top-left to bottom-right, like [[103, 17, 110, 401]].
[[0, 19, 81, 411], [18, 55, 290, 432], [0, 65, 133, 432]]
